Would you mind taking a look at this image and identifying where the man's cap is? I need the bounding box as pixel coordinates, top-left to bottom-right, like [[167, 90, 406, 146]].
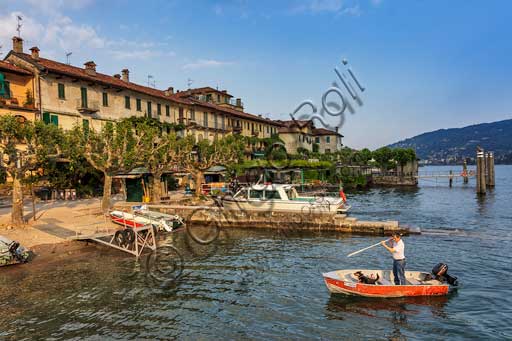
[[392, 232, 403, 237]]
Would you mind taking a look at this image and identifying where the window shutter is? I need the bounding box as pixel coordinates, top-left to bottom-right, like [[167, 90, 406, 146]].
[[50, 114, 59, 126], [43, 112, 50, 124]]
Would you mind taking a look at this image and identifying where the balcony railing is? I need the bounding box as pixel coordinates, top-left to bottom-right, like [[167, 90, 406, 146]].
[[76, 99, 100, 114], [0, 95, 36, 110]]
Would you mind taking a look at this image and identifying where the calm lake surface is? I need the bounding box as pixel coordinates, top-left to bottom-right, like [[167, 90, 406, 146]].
[[1, 165, 511, 340]]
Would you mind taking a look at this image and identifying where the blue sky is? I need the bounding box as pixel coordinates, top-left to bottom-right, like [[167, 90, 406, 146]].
[[1, 0, 511, 149]]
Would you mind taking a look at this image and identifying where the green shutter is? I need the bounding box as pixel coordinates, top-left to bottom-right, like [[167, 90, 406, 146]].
[[80, 87, 87, 108], [0, 73, 5, 97], [125, 96, 130, 109], [102, 92, 108, 106], [43, 112, 51, 124], [50, 114, 59, 126], [58, 83, 65, 99], [157, 103, 161, 115], [136, 98, 141, 111]]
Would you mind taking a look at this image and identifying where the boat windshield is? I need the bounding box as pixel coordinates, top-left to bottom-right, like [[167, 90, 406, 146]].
[[234, 189, 248, 199], [286, 188, 298, 200], [264, 190, 281, 200]]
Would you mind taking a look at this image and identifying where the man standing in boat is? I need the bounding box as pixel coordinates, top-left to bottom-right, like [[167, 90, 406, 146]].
[[381, 233, 406, 285]]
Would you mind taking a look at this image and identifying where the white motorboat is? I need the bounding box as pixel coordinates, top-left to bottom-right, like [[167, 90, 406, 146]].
[[222, 184, 350, 214], [110, 206, 184, 232]]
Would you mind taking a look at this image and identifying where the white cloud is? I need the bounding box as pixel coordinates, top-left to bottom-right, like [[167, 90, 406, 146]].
[[110, 50, 176, 60], [291, 0, 362, 16], [182, 59, 234, 70]]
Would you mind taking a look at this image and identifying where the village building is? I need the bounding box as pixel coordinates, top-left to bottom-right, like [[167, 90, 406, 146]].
[[0, 56, 38, 122], [277, 120, 343, 154]]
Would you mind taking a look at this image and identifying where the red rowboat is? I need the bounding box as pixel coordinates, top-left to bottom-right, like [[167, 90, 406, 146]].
[[323, 269, 452, 297], [109, 211, 146, 229]]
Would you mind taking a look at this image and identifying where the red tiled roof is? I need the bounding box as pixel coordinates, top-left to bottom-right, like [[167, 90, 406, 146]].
[[11, 52, 191, 105], [0, 60, 33, 76], [9, 52, 283, 127], [312, 127, 343, 137], [176, 87, 233, 98], [276, 119, 313, 128]]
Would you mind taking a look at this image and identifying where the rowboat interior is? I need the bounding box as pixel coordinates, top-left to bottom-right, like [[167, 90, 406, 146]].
[[324, 269, 445, 286]]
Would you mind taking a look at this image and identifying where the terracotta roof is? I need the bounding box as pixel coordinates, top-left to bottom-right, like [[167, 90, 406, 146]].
[[10, 52, 191, 105], [0, 60, 33, 76], [276, 119, 313, 128], [312, 127, 343, 137], [176, 87, 233, 98], [184, 96, 281, 126]]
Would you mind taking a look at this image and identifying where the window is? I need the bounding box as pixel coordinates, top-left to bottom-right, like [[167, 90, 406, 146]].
[[190, 109, 195, 121], [0, 80, 11, 98], [206, 94, 212, 102], [259, 124, 262, 132], [214, 113, 218, 129], [315, 137, 320, 144], [43, 112, 59, 126], [326, 136, 331, 143], [166, 105, 170, 117], [249, 190, 263, 199], [157, 103, 161, 115], [80, 87, 87, 108], [58, 83, 65, 99], [264, 190, 281, 200], [325, 149, 331, 153], [147, 101, 152, 117], [178, 107, 184, 122], [251, 123, 254, 133], [136, 98, 142, 111], [203, 112, 208, 127], [125, 96, 131, 109], [102, 92, 108, 106], [267, 126, 269, 134], [221, 115, 225, 130], [217, 94, 220, 102]]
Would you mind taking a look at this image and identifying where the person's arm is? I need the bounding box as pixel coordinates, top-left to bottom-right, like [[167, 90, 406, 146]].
[[380, 240, 396, 254]]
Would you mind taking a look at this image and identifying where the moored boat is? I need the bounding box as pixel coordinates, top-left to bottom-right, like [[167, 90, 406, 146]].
[[323, 269, 455, 297], [110, 207, 184, 232], [222, 184, 350, 214]]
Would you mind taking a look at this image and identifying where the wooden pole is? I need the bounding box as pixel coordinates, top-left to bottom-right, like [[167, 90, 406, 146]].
[[462, 160, 469, 184], [489, 152, 495, 187], [449, 170, 453, 187], [476, 149, 486, 195], [485, 152, 491, 186]]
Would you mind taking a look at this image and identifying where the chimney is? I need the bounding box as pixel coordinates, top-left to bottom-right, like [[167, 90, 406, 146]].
[[12, 36, 23, 53], [113, 74, 121, 79], [236, 98, 242, 107], [30, 46, 40, 60], [84, 61, 96, 75], [164, 86, 174, 96], [121, 68, 129, 82], [221, 90, 227, 94]]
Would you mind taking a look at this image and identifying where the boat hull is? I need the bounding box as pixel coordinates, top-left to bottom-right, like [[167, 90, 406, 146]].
[[323, 269, 451, 298], [222, 198, 349, 214]]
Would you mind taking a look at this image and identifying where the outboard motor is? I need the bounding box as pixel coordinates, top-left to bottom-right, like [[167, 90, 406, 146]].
[[432, 263, 458, 286]]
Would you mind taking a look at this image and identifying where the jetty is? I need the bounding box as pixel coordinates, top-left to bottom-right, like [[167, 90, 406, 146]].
[[114, 203, 418, 236]]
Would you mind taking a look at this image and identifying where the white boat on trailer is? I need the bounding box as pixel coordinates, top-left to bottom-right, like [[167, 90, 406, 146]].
[[222, 184, 350, 214], [110, 205, 184, 232]]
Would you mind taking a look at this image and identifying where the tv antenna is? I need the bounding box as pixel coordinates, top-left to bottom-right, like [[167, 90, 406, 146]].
[[16, 15, 23, 37], [147, 75, 155, 88], [66, 52, 72, 65], [187, 78, 193, 89]]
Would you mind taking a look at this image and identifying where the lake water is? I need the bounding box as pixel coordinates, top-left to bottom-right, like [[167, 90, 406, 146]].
[[1, 165, 511, 340]]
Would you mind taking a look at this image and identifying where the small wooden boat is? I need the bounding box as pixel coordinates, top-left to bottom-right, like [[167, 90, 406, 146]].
[[0, 235, 30, 267], [323, 269, 454, 297]]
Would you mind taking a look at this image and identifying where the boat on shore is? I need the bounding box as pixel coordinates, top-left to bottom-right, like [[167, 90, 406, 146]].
[[222, 184, 350, 214], [323, 269, 455, 297], [0, 235, 30, 267], [110, 206, 184, 232]]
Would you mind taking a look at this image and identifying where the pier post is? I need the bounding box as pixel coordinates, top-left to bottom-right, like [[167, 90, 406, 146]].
[[462, 160, 469, 184], [485, 152, 491, 186], [476, 149, 486, 195], [489, 152, 495, 187], [449, 170, 453, 187]]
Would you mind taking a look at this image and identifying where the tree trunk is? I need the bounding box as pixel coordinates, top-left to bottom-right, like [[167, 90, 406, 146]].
[[151, 173, 162, 203], [11, 173, 24, 226], [101, 173, 113, 212], [194, 170, 204, 197]]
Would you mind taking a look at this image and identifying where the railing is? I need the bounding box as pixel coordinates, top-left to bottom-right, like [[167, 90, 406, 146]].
[[0, 95, 36, 110], [75, 99, 100, 113]]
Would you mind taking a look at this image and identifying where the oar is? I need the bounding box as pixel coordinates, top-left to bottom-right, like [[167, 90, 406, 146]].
[[347, 239, 391, 258]]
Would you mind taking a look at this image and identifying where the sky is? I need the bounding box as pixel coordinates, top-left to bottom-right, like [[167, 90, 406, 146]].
[[1, 0, 511, 149]]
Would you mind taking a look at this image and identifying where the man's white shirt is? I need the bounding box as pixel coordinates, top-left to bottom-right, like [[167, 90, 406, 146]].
[[392, 239, 405, 260]]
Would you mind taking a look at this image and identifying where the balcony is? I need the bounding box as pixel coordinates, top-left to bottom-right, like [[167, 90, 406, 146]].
[[76, 99, 99, 114], [0, 95, 37, 111]]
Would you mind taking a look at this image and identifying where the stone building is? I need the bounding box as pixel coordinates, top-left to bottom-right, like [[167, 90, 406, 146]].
[[277, 120, 343, 154], [312, 127, 343, 153]]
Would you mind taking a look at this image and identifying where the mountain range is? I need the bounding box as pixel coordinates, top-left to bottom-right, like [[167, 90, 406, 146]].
[[388, 119, 512, 164]]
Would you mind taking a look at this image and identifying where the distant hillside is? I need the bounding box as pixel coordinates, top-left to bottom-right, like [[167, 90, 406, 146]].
[[388, 119, 512, 164]]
